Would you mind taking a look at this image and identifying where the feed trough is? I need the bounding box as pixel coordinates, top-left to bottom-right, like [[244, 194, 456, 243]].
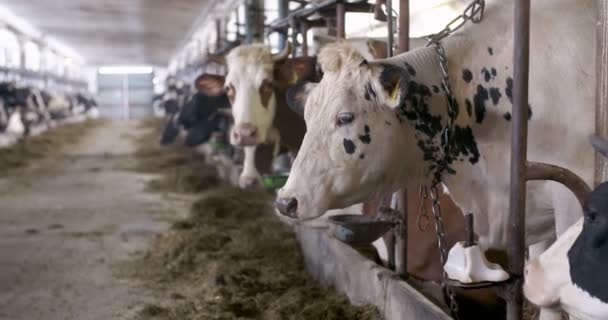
[[328, 214, 397, 245], [262, 173, 289, 189]]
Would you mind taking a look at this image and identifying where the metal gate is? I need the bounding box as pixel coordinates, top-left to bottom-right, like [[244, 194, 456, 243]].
[[97, 72, 154, 120]]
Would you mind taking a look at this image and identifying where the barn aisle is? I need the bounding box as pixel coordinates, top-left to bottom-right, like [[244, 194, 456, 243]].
[[0, 120, 184, 320]]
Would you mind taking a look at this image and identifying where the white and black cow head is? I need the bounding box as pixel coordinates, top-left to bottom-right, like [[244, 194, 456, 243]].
[[524, 136, 608, 319], [196, 43, 314, 147], [275, 42, 457, 219], [198, 44, 286, 146]]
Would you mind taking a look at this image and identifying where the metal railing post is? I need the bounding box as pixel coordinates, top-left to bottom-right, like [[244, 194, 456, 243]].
[[596, 0, 608, 187], [507, 0, 530, 319]]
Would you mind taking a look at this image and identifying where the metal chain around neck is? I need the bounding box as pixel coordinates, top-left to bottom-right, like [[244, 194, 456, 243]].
[[425, 0, 485, 187], [417, 1, 486, 319]]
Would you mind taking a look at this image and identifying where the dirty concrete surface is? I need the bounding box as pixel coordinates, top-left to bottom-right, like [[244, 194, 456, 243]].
[[0, 120, 186, 320]]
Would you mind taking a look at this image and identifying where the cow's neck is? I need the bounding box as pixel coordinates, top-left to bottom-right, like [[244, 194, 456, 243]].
[[385, 45, 480, 188]]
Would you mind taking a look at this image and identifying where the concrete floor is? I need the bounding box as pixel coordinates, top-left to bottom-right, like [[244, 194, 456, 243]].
[[0, 120, 183, 320]]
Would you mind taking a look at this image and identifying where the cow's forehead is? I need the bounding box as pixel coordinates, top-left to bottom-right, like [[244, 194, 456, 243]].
[[226, 44, 274, 85]]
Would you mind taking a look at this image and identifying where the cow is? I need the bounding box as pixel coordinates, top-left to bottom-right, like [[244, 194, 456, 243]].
[[196, 43, 319, 188], [160, 74, 232, 147], [524, 135, 608, 320], [276, 1, 594, 319]]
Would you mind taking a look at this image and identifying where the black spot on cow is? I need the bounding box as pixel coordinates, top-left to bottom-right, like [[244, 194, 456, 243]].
[[452, 126, 481, 164], [506, 77, 514, 104], [465, 99, 473, 117], [462, 69, 473, 83], [481, 68, 491, 82], [343, 139, 356, 154], [489, 87, 502, 105], [404, 62, 417, 76], [432, 85, 440, 94], [491, 67, 497, 77], [359, 125, 371, 144], [488, 47, 494, 55], [385, 120, 392, 126], [503, 112, 512, 121], [473, 85, 489, 123], [364, 82, 377, 101], [359, 154, 365, 159]]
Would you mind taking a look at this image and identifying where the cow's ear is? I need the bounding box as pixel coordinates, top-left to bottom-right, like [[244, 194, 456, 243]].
[[195, 74, 226, 97], [286, 81, 317, 117], [377, 63, 407, 108], [274, 57, 319, 88]]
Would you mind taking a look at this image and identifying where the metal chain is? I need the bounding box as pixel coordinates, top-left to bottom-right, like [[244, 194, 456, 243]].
[[419, 1, 485, 319], [426, 0, 485, 46], [417, 186, 430, 231], [429, 185, 459, 319]]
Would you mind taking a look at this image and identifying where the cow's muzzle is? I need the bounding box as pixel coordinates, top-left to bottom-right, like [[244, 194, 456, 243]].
[[275, 197, 298, 218], [232, 123, 259, 146]]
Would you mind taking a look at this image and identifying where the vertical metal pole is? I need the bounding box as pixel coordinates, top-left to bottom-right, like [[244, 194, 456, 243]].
[[278, 0, 289, 50], [596, 0, 608, 187], [386, 0, 394, 57], [300, 22, 309, 57], [508, 0, 530, 319], [395, 0, 409, 278], [290, 18, 299, 57], [215, 19, 222, 51], [397, 0, 409, 53], [245, 0, 265, 43], [336, 1, 346, 40]]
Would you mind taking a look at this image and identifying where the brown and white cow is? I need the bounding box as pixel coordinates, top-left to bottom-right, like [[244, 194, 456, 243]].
[[198, 43, 318, 188], [524, 136, 608, 320], [277, 1, 594, 318]]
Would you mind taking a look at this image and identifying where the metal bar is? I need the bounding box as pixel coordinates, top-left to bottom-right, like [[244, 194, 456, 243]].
[[596, 0, 608, 187], [464, 213, 474, 247], [507, 0, 530, 319], [290, 18, 299, 56], [278, 0, 289, 50], [336, 1, 346, 40], [300, 21, 309, 56], [397, 0, 409, 53], [526, 161, 591, 207], [386, 0, 393, 56]]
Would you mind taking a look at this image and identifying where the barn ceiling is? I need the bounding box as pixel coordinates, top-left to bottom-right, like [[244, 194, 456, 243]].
[[0, 0, 213, 66]]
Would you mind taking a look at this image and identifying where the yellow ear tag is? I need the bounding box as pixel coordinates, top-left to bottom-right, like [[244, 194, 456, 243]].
[[389, 79, 401, 101], [289, 71, 299, 85]]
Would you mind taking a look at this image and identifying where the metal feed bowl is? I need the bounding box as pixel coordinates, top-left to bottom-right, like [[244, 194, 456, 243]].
[[328, 214, 397, 245]]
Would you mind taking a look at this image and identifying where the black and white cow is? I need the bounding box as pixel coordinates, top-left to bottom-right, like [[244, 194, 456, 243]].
[[160, 74, 232, 147], [524, 135, 608, 320], [276, 1, 594, 319]]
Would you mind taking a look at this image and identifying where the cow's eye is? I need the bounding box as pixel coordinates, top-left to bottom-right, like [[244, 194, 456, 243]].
[[337, 112, 355, 126]]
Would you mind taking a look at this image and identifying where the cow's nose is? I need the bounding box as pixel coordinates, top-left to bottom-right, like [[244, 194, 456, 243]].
[[275, 197, 298, 218]]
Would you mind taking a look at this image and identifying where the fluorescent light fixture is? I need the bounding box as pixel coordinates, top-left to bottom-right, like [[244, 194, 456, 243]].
[[98, 66, 154, 75]]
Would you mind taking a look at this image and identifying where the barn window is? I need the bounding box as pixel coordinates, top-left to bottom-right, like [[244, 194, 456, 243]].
[[0, 28, 20, 68], [24, 40, 41, 71]]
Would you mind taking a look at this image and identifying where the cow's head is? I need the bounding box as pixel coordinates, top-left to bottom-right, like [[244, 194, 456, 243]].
[[196, 43, 314, 147], [525, 136, 608, 315], [275, 42, 442, 220], [524, 183, 608, 314]]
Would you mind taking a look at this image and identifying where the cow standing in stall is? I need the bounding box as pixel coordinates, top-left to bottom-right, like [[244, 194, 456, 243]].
[[524, 135, 608, 320], [276, 1, 595, 319], [160, 74, 232, 148], [197, 43, 319, 188]]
